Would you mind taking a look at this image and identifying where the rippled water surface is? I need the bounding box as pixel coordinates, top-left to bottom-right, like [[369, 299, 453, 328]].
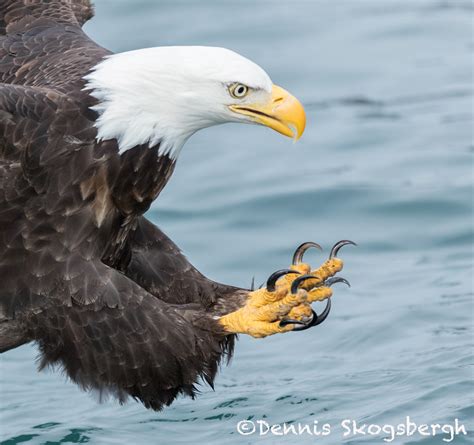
[[1, 1, 473, 444]]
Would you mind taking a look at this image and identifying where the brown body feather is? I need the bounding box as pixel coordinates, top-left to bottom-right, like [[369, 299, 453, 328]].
[[0, 0, 247, 410]]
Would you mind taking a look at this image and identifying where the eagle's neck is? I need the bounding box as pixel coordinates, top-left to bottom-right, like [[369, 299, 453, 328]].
[[107, 143, 176, 215], [100, 143, 176, 270]]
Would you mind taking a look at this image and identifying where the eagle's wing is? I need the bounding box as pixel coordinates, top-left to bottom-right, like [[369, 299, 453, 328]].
[[0, 83, 98, 187], [0, 81, 103, 314], [125, 217, 244, 308], [0, 0, 110, 97], [29, 255, 229, 411], [0, 0, 94, 33]]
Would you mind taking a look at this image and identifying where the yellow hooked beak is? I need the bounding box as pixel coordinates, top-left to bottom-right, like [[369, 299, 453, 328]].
[[229, 85, 306, 140]]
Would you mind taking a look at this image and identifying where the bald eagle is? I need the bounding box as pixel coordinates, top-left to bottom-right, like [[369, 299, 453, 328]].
[[0, 0, 353, 410]]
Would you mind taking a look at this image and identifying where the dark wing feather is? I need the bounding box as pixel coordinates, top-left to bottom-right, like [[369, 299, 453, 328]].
[[126, 217, 245, 309], [29, 256, 229, 411], [0, 82, 108, 316], [0, 83, 97, 181], [69, 0, 95, 25], [1, 0, 94, 34], [0, 0, 109, 97]]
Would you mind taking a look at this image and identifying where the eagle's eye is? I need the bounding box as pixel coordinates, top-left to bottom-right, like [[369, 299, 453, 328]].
[[229, 83, 249, 99]]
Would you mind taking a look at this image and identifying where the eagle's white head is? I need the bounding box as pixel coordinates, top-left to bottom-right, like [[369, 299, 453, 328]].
[[84, 46, 306, 158]]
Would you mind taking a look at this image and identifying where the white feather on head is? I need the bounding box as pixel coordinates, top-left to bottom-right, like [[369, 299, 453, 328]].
[[84, 46, 273, 158]]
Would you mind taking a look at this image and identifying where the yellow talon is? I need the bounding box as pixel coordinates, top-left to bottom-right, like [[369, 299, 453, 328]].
[[287, 304, 313, 320], [307, 286, 333, 303], [218, 241, 353, 337], [219, 286, 307, 337]]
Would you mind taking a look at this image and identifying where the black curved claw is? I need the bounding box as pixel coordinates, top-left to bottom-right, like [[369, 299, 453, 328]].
[[329, 240, 357, 259], [312, 298, 332, 327], [279, 318, 307, 328], [266, 269, 300, 292], [292, 241, 323, 265], [289, 309, 317, 330], [324, 277, 351, 288], [290, 274, 318, 294], [293, 298, 332, 331]]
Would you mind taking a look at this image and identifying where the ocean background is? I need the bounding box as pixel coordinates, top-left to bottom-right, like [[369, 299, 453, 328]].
[[1, 0, 473, 444]]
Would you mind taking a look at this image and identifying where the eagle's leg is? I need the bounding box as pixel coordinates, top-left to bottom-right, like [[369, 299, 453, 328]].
[[0, 318, 29, 353], [218, 240, 355, 338]]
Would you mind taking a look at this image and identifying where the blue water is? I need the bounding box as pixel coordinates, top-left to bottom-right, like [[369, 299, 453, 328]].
[[1, 1, 473, 444]]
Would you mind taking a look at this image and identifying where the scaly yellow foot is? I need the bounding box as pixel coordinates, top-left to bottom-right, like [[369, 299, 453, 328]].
[[218, 240, 355, 338]]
